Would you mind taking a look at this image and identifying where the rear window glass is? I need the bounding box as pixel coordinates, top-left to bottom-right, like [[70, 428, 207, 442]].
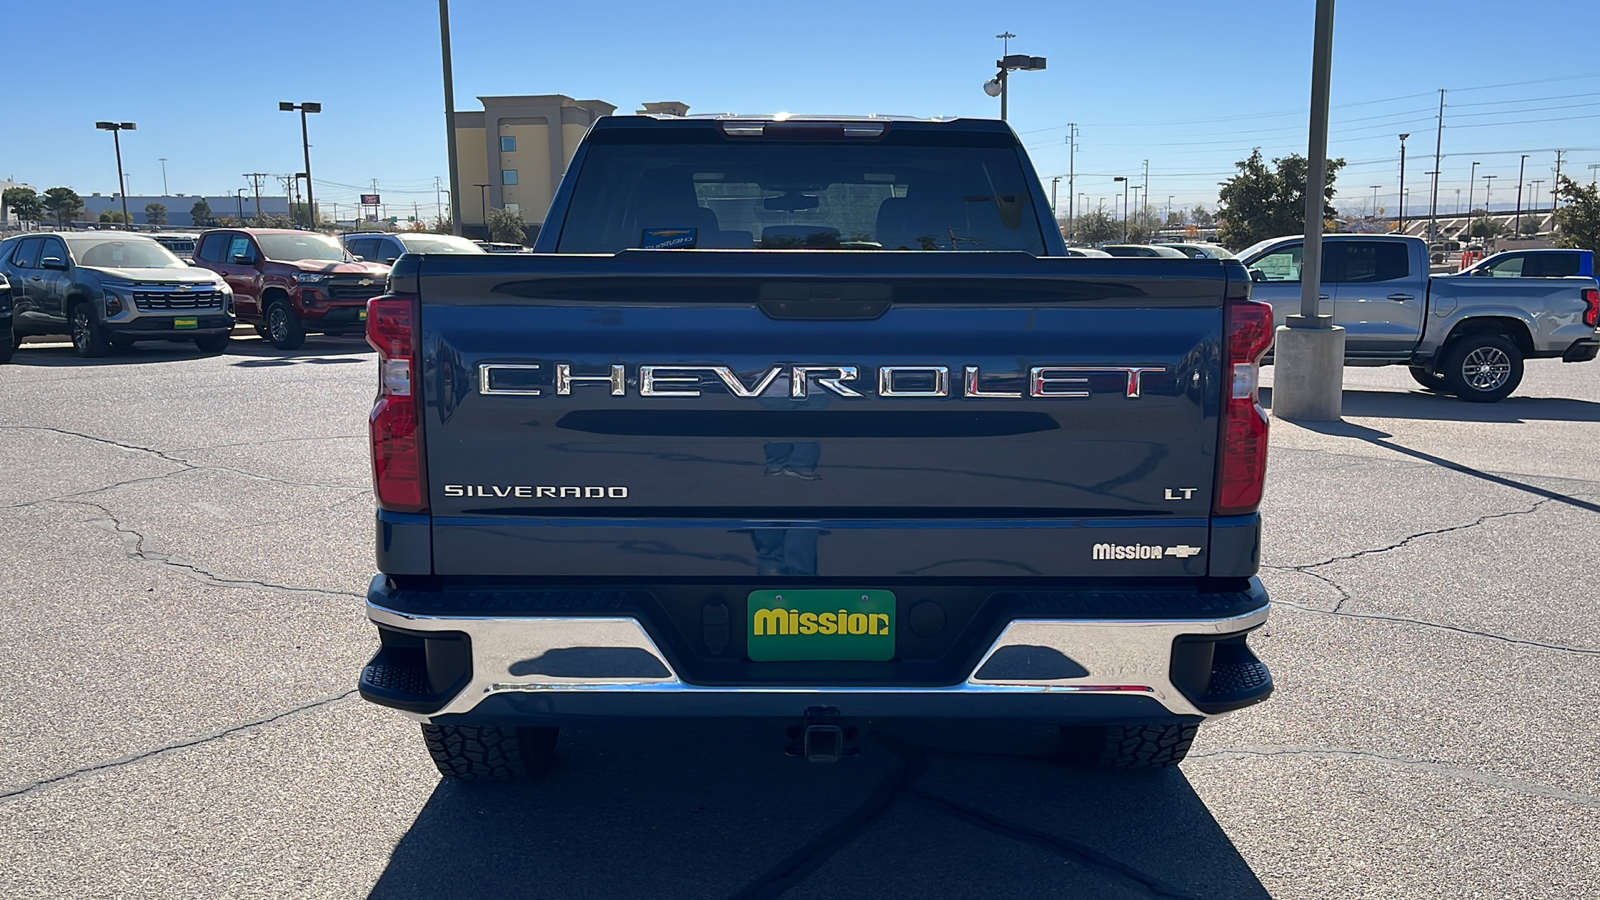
[[555, 135, 1045, 254], [1331, 241, 1409, 283]]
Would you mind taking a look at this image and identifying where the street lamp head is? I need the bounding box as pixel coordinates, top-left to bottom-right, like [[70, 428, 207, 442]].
[[1114, 176, 1127, 182], [95, 121, 114, 130], [279, 102, 295, 111], [982, 78, 1002, 97], [303, 102, 322, 114], [1399, 133, 1410, 141], [120, 122, 136, 130]]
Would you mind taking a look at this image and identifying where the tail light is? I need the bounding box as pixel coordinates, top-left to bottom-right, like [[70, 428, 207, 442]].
[[1214, 298, 1275, 516], [1583, 288, 1598, 329], [367, 294, 427, 513]]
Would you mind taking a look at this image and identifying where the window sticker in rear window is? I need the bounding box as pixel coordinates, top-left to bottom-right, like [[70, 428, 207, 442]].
[[641, 228, 698, 249]]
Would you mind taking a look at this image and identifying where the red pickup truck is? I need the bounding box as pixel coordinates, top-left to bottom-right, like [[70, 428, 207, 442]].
[[191, 228, 390, 349]]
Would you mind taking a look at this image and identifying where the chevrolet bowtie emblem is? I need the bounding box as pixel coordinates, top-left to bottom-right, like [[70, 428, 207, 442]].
[[176, 284, 192, 291], [359, 278, 374, 286]]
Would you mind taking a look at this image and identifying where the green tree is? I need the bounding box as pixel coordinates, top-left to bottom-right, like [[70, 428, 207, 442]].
[[1190, 204, 1214, 227], [1216, 148, 1346, 249], [487, 205, 528, 244], [1469, 216, 1503, 239], [190, 198, 213, 227], [1517, 216, 1540, 236], [41, 187, 85, 227], [1166, 208, 1186, 226], [1553, 176, 1600, 252], [428, 215, 453, 234], [3, 186, 44, 226], [144, 202, 168, 227], [99, 210, 131, 224], [1075, 208, 1120, 244]]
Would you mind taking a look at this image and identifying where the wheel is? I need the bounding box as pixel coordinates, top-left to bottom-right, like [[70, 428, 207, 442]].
[[420, 724, 559, 780], [0, 324, 14, 364], [1440, 332, 1523, 403], [69, 302, 110, 358], [1407, 365, 1444, 391], [1059, 722, 1198, 770], [264, 299, 305, 350], [194, 332, 231, 354]]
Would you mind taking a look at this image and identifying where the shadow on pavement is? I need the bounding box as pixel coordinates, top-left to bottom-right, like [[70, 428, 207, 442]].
[[368, 720, 1267, 900], [1285, 411, 1600, 515], [1263, 385, 1600, 424]]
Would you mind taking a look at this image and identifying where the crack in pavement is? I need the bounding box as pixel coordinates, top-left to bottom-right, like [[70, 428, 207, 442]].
[[1271, 497, 1564, 574], [725, 742, 928, 900], [909, 789, 1206, 900], [0, 425, 364, 508], [1186, 744, 1600, 810], [67, 499, 362, 600], [0, 690, 359, 804], [1268, 596, 1600, 655]]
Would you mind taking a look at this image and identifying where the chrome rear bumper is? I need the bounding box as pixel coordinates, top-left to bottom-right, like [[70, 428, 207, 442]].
[[364, 600, 1271, 722]]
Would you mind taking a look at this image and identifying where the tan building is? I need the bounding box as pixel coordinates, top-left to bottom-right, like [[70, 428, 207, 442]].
[[452, 95, 691, 240]]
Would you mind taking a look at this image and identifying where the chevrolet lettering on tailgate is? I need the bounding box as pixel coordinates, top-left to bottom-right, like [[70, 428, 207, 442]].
[[478, 363, 1168, 399]]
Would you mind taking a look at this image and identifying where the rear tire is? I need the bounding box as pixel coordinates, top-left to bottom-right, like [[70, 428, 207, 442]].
[[1407, 365, 1444, 391], [69, 302, 110, 358], [264, 299, 305, 350], [1440, 332, 1523, 403], [194, 332, 231, 354], [1059, 723, 1198, 770], [421, 724, 559, 780]]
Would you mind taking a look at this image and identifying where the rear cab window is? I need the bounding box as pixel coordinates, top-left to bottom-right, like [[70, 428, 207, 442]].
[[10, 238, 45, 268], [554, 123, 1046, 254], [196, 233, 230, 263], [1329, 241, 1409, 283]]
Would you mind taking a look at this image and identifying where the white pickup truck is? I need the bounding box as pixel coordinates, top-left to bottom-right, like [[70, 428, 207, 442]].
[[1239, 234, 1600, 401]]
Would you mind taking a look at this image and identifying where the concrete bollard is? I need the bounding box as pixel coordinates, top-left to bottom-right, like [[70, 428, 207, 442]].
[[1271, 324, 1346, 421]]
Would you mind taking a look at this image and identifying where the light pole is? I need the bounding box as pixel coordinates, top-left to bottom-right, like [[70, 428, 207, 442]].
[[235, 188, 247, 221], [1166, 195, 1173, 227], [1483, 174, 1498, 242], [158, 158, 169, 196], [1466, 160, 1480, 215], [1050, 176, 1060, 215], [95, 121, 136, 228], [279, 101, 321, 229], [1131, 185, 1142, 238], [1369, 185, 1381, 221], [474, 182, 491, 228], [1113, 177, 1128, 241], [1514, 154, 1528, 235], [1530, 179, 1544, 232], [982, 33, 1046, 121], [1455, 188, 1461, 216], [1397, 133, 1410, 233]]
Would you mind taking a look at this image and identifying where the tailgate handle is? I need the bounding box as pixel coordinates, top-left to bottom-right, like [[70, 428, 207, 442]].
[[758, 282, 892, 319]]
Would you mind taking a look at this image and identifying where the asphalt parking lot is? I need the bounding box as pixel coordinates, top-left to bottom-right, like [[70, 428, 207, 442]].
[[1, 333, 1597, 899]]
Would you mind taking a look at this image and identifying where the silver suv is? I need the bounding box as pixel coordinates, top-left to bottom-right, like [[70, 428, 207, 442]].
[[341, 232, 484, 265], [0, 232, 234, 358]]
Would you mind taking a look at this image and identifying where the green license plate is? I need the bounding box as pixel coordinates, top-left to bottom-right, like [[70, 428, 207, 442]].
[[359, 308, 368, 320], [748, 590, 895, 661], [174, 317, 198, 330]]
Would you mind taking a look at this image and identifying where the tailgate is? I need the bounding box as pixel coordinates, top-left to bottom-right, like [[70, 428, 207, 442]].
[[414, 252, 1235, 579]]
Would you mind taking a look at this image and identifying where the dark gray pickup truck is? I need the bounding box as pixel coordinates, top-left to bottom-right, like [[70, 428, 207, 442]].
[[357, 115, 1275, 778]]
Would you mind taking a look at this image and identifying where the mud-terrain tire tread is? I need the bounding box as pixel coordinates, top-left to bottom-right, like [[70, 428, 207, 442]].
[[420, 724, 557, 780], [1060, 722, 1199, 770]]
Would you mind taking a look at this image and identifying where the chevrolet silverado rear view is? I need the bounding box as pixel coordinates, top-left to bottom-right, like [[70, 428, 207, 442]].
[[357, 115, 1276, 778]]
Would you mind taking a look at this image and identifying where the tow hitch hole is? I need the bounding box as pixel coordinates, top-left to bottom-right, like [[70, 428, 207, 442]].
[[803, 725, 844, 763]]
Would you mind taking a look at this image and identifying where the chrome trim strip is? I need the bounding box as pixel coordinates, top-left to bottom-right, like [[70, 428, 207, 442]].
[[366, 603, 1269, 722]]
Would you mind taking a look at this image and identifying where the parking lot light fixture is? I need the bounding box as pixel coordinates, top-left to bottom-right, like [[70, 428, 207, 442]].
[[280, 102, 322, 229], [984, 33, 1045, 121], [95, 121, 136, 228], [1398, 134, 1410, 233]]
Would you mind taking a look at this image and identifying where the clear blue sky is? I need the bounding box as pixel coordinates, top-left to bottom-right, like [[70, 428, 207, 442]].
[[7, 0, 1597, 220]]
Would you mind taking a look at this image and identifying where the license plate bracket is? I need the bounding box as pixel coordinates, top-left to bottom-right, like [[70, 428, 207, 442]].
[[747, 589, 895, 661]]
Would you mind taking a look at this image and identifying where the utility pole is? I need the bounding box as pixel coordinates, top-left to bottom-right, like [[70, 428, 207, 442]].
[[1589, 162, 1599, 187], [1066, 124, 1077, 241], [1370, 185, 1380, 220], [1050, 176, 1060, 218], [1113, 176, 1128, 241], [440, 0, 463, 235], [1141, 159, 1150, 228], [1553, 149, 1565, 207], [244, 172, 268, 221], [434, 175, 444, 223], [1530, 180, 1543, 224], [1398, 133, 1410, 234], [1483, 174, 1498, 236], [1514, 154, 1528, 235], [158, 158, 169, 196], [1428, 88, 1444, 240]]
